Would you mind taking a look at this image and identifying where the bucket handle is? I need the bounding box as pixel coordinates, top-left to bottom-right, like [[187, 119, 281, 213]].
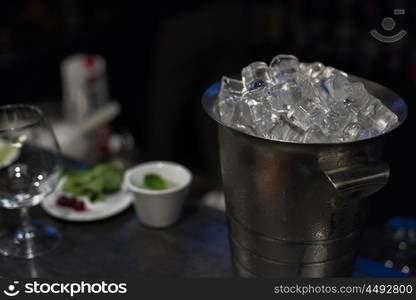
[[324, 161, 390, 199]]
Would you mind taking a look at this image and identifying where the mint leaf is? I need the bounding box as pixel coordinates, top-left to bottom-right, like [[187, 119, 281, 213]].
[[62, 164, 124, 202], [143, 173, 168, 190]]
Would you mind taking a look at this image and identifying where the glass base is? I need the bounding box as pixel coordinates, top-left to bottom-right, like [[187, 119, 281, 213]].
[[0, 224, 61, 259]]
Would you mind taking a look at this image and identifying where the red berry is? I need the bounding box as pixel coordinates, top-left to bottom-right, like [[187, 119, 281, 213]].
[[57, 196, 69, 207], [74, 201, 86, 211], [69, 197, 77, 206], [57, 196, 86, 211]]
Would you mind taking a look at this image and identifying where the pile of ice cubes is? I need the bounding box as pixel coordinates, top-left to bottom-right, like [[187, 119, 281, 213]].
[[214, 54, 398, 143]]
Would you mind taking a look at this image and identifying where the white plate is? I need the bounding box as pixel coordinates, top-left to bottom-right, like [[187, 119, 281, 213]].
[[41, 178, 133, 222]]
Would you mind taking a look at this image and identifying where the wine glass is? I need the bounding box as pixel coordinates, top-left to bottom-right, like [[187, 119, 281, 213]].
[[0, 104, 62, 258]]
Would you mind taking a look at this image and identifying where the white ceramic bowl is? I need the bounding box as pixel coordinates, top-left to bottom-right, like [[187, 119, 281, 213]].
[[125, 161, 192, 228]]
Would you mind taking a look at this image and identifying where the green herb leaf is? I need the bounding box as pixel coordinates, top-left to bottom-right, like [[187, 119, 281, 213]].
[[62, 164, 124, 202], [143, 173, 168, 190]]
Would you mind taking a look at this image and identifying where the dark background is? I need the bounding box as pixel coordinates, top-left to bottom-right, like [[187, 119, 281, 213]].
[[0, 0, 414, 224]]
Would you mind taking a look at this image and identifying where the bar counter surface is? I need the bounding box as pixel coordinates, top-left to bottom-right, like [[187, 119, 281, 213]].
[[0, 204, 232, 277], [0, 158, 231, 277]]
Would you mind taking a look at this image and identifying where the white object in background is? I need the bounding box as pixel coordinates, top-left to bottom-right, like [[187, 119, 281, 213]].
[[125, 161, 192, 228], [52, 101, 120, 159], [200, 190, 226, 211], [61, 53, 109, 122]]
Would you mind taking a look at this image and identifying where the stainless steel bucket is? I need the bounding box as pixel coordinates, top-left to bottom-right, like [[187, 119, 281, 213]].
[[202, 76, 407, 277]]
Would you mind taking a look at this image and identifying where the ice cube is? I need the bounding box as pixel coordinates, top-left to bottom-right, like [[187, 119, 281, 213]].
[[216, 76, 245, 125], [267, 122, 284, 141], [282, 79, 327, 131], [266, 81, 298, 113], [343, 122, 361, 141], [300, 62, 325, 81], [287, 103, 326, 132], [322, 67, 346, 79], [245, 89, 280, 136], [230, 90, 270, 136], [232, 99, 253, 127], [310, 63, 325, 81], [356, 128, 381, 139], [219, 76, 244, 99], [269, 54, 299, 84], [245, 98, 265, 123], [303, 126, 329, 143], [280, 120, 305, 142], [216, 99, 235, 125], [322, 71, 351, 101], [344, 82, 372, 113], [260, 113, 284, 140], [234, 123, 256, 136], [299, 63, 309, 75], [241, 62, 272, 91], [322, 101, 354, 140], [344, 81, 398, 133], [343, 122, 381, 141], [357, 101, 398, 132]]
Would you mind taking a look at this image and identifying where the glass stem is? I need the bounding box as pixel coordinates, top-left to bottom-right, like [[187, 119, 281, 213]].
[[20, 207, 34, 237]]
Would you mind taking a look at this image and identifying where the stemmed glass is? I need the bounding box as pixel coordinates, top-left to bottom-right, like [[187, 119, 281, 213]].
[[0, 104, 62, 258]]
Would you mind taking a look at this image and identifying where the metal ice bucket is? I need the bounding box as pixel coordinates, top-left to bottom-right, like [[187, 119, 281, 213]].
[[202, 76, 407, 277]]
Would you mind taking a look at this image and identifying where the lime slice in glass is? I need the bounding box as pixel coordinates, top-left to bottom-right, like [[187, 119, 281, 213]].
[[0, 141, 20, 168]]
